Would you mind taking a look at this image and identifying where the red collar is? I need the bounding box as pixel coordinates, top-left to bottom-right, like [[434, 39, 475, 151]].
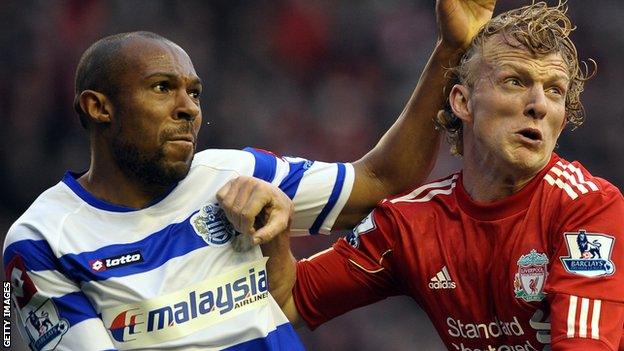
[[455, 154, 560, 221]]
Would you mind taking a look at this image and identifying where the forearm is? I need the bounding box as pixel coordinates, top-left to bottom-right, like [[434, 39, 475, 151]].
[[261, 232, 300, 324], [357, 41, 463, 188], [339, 42, 463, 227]]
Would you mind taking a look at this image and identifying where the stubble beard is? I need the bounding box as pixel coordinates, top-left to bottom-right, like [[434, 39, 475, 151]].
[[111, 133, 193, 188]]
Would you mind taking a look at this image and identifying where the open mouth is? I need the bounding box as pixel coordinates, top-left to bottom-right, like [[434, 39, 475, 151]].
[[517, 128, 542, 142]]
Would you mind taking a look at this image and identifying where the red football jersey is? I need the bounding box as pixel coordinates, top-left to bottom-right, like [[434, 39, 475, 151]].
[[295, 154, 624, 350]]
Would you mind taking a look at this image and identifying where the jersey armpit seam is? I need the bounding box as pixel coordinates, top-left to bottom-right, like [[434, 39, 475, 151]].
[[346, 248, 392, 274], [378, 249, 392, 266], [348, 258, 385, 273]]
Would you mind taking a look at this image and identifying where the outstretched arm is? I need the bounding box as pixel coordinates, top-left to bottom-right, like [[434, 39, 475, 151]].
[[263, 0, 498, 326], [219, 0, 496, 245], [336, 0, 496, 228]]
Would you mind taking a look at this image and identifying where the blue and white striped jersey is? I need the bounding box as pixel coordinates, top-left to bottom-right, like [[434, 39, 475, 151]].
[[3, 148, 354, 350]]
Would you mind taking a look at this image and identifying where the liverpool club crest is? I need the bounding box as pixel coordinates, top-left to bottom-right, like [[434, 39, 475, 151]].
[[514, 249, 549, 302]]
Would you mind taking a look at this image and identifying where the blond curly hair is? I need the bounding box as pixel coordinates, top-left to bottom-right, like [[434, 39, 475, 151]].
[[435, 1, 595, 155]]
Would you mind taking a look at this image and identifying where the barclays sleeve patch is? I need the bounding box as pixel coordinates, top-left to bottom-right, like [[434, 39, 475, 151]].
[[559, 230, 616, 278]]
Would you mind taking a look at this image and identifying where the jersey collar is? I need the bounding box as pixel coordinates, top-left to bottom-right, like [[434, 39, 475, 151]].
[[455, 153, 560, 221], [62, 171, 177, 212]]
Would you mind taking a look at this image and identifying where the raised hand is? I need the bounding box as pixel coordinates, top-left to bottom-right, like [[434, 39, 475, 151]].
[[436, 0, 496, 50]]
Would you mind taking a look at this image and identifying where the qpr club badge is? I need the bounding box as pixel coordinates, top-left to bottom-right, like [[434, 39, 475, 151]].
[[191, 203, 238, 246], [514, 249, 549, 302], [560, 230, 615, 278]]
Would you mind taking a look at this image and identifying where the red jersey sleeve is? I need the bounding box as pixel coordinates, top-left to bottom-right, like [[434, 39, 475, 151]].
[[545, 179, 624, 350], [293, 204, 401, 329]]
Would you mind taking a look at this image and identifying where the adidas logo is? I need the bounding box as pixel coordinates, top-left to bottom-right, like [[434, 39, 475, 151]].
[[428, 266, 456, 289]]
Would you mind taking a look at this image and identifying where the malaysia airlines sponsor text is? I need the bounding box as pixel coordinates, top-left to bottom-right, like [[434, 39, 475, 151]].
[[146, 270, 267, 332], [103, 258, 270, 348]]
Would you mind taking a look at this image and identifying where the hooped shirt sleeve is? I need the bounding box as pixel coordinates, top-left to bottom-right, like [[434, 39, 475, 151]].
[[3, 226, 116, 351], [293, 203, 402, 329], [243, 147, 355, 235], [544, 181, 624, 350]]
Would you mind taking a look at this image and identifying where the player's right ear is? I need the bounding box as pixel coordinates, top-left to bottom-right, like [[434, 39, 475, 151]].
[[449, 84, 472, 123], [78, 90, 113, 124]]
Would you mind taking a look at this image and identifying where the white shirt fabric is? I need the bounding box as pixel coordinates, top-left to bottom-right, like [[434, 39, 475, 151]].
[[3, 148, 354, 351]]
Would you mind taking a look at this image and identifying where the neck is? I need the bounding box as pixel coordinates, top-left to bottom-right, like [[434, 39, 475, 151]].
[[78, 143, 170, 209], [461, 151, 543, 203], [461, 163, 535, 203]]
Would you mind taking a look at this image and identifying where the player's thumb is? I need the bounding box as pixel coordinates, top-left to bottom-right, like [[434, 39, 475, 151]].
[[252, 209, 291, 245]]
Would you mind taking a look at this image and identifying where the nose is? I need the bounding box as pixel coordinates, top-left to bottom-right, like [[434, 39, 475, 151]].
[[523, 86, 547, 120], [174, 91, 200, 121]]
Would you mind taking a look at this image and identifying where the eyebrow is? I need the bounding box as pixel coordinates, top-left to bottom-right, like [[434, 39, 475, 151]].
[[145, 72, 203, 86], [497, 63, 570, 83]]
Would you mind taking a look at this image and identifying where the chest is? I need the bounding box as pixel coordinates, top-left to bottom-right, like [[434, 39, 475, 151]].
[[59, 196, 260, 307], [402, 210, 555, 350]]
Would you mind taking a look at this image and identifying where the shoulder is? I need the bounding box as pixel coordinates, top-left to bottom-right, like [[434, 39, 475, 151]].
[[3, 182, 78, 261], [191, 148, 256, 172], [352, 174, 459, 237], [344, 175, 459, 262], [379, 173, 459, 213], [540, 156, 622, 205], [539, 157, 624, 242], [191, 147, 293, 182]]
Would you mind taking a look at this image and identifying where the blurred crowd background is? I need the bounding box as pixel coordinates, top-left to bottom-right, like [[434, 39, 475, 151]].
[[1, 1, 622, 350]]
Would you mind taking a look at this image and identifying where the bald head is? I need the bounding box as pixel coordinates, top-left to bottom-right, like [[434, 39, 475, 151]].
[[73, 31, 177, 129]]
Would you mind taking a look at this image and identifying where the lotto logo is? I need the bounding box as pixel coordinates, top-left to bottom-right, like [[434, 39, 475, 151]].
[[91, 260, 105, 272], [89, 251, 143, 273]]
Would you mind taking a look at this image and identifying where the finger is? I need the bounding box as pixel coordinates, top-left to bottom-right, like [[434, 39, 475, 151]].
[[253, 219, 289, 245], [216, 179, 233, 205], [232, 178, 262, 235], [252, 205, 292, 245], [217, 178, 243, 232]]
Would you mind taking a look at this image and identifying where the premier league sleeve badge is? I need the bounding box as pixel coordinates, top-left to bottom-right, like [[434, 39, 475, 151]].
[[22, 299, 69, 351], [560, 230, 616, 278]]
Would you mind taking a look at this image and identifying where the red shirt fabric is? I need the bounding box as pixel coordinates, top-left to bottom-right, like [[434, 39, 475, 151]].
[[294, 154, 624, 350]]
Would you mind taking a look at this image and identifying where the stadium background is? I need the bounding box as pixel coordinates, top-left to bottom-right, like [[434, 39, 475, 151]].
[[1, 1, 622, 350]]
